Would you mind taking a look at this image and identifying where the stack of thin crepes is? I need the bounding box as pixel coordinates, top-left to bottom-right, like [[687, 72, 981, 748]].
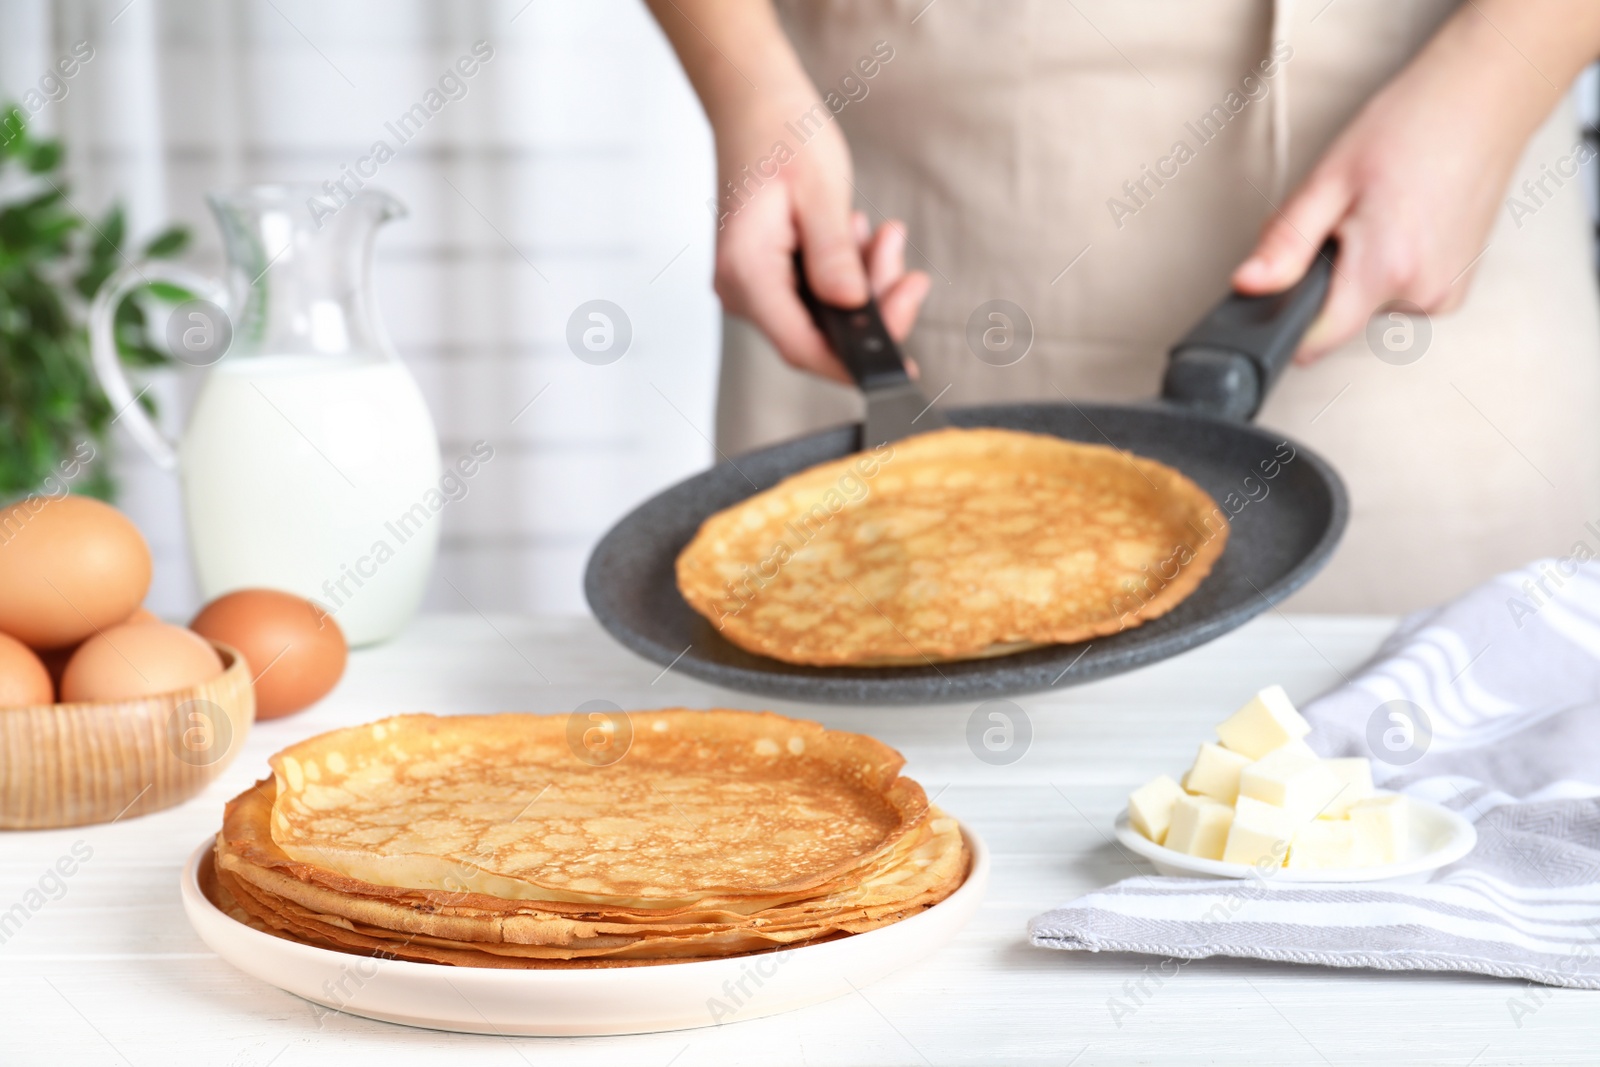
[[207, 710, 969, 968]]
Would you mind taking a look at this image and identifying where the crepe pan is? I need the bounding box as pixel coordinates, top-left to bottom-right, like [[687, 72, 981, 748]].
[[585, 242, 1346, 705]]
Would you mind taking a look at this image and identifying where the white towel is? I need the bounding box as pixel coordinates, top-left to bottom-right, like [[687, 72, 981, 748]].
[[1029, 559, 1600, 988]]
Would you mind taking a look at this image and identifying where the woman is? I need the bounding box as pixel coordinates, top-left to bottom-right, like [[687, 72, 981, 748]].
[[646, 0, 1600, 612]]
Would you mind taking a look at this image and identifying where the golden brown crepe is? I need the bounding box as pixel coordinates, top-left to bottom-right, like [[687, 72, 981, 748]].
[[675, 427, 1228, 666]]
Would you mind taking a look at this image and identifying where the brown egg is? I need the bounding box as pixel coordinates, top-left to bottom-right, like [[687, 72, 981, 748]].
[[39, 609, 163, 690], [61, 622, 223, 703], [0, 496, 152, 650], [190, 590, 346, 719], [0, 631, 53, 708]]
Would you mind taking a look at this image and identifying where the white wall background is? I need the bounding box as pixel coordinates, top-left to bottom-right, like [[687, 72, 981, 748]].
[[0, 0, 719, 619]]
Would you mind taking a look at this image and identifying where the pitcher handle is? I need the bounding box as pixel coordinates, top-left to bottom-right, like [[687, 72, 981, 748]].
[[89, 262, 229, 470]]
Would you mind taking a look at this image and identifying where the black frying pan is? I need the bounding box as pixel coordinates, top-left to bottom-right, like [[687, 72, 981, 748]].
[[585, 242, 1346, 705]]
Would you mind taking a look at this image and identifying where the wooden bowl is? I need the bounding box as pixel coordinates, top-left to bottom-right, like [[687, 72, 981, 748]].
[[0, 641, 254, 829]]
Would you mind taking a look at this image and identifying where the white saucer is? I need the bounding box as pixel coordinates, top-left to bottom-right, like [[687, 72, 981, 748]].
[[180, 826, 988, 1036], [1114, 794, 1476, 884]]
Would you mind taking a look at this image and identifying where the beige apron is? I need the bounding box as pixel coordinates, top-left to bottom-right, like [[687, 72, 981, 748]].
[[715, 0, 1600, 613]]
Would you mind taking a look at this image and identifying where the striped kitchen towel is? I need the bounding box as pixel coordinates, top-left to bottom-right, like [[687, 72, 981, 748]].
[[1029, 559, 1600, 988]]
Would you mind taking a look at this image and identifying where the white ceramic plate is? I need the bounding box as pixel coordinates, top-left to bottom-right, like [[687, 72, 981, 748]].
[[1114, 794, 1476, 884], [181, 826, 989, 1036]]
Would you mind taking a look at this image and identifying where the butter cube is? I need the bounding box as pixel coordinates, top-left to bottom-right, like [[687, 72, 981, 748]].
[[1128, 775, 1186, 844], [1266, 737, 1320, 762], [1165, 794, 1234, 860], [1239, 748, 1345, 822], [1216, 685, 1312, 759], [1287, 819, 1356, 870], [1182, 742, 1252, 804], [1223, 796, 1295, 867], [1320, 757, 1375, 818], [1350, 794, 1409, 866]]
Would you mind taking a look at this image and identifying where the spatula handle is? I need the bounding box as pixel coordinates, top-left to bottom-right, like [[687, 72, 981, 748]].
[[792, 251, 910, 391], [1162, 238, 1337, 422]]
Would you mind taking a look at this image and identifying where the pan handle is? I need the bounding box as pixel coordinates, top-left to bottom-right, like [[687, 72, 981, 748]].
[[791, 250, 911, 391], [1161, 238, 1337, 422]]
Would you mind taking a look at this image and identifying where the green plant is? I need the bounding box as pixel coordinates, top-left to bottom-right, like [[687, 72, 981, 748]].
[[0, 104, 189, 502]]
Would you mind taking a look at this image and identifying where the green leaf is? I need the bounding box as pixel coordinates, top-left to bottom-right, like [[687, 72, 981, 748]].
[[96, 203, 125, 254], [119, 343, 169, 368], [142, 226, 189, 258], [24, 140, 61, 173], [145, 281, 194, 303], [0, 107, 27, 159]]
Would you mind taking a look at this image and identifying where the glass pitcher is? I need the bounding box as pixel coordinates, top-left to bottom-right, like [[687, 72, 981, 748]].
[[90, 184, 442, 646]]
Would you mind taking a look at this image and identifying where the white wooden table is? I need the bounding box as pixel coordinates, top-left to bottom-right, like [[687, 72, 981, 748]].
[[4, 613, 1597, 1066]]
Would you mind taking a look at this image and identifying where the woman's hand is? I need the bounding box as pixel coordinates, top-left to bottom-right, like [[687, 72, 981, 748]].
[[711, 95, 930, 383], [644, 0, 928, 383], [1232, 1, 1600, 362]]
